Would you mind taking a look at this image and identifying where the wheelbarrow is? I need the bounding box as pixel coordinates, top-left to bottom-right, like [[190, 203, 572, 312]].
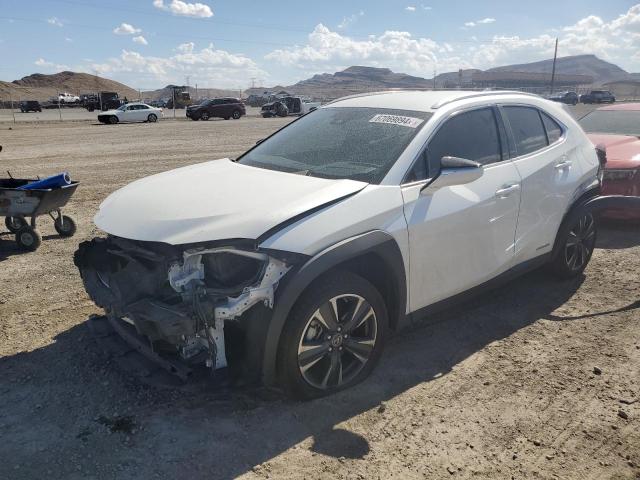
[[0, 149, 79, 251]]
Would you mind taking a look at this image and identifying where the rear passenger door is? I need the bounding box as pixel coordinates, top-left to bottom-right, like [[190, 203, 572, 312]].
[[500, 105, 580, 264]]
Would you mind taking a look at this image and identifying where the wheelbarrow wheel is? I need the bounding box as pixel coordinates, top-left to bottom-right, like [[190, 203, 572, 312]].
[[54, 215, 77, 237], [5, 216, 26, 233], [16, 226, 41, 251]]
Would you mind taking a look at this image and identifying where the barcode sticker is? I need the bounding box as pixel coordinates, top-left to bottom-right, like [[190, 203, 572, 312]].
[[369, 114, 424, 128]]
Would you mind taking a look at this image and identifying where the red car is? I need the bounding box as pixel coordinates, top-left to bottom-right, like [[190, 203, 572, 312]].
[[579, 103, 640, 220]]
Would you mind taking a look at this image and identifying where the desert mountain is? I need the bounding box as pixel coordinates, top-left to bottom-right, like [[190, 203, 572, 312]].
[[247, 66, 434, 100], [250, 55, 638, 100], [488, 54, 630, 84], [1, 71, 139, 101]]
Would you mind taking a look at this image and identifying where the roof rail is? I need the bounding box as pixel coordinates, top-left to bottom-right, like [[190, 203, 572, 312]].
[[431, 90, 542, 109]]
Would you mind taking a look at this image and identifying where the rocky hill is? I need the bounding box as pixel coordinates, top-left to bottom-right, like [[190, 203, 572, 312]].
[[245, 66, 434, 100], [1, 71, 139, 101], [488, 54, 631, 84]]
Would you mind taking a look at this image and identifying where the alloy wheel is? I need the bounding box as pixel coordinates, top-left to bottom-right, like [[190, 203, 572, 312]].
[[564, 213, 596, 271], [297, 294, 378, 390]]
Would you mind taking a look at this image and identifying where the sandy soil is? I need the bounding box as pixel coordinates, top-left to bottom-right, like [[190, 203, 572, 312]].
[[0, 116, 639, 480]]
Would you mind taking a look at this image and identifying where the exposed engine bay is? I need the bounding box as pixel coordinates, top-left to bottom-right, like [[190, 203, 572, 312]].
[[74, 236, 291, 379]]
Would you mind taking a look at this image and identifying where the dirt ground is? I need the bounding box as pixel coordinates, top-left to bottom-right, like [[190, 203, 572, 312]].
[[0, 114, 639, 480]]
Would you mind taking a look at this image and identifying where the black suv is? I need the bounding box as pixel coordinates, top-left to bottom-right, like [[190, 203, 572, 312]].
[[186, 98, 245, 121], [549, 91, 579, 105], [580, 90, 615, 104], [20, 101, 42, 113]]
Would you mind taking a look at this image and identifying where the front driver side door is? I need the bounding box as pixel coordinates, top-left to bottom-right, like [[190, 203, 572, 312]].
[[401, 106, 522, 311]]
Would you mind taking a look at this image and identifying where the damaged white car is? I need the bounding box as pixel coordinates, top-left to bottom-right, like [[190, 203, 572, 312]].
[[76, 90, 612, 399]]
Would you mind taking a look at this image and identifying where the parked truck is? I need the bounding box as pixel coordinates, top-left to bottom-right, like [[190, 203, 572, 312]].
[[81, 92, 123, 112]]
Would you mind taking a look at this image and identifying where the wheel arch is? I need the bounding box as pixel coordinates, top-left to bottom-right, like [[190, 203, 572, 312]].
[[260, 230, 407, 386], [551, 186, 600, 261]]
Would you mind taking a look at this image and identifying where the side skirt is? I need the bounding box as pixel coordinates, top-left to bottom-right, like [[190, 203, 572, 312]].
[[405, 253, 552, 328]]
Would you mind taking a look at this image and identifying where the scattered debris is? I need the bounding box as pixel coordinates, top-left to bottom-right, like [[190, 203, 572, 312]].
[[618, 410, 629, 420], [593, 367, 602, 375], [377, 402, 387, 414]]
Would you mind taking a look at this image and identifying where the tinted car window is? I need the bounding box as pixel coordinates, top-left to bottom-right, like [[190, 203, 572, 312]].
[[504, 106, 548, 156], [428, 108, 502, 166], [541, 112, 563, 144]]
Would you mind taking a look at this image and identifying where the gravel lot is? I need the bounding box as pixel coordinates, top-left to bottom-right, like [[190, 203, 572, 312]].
[[0, 111, 639, 480]]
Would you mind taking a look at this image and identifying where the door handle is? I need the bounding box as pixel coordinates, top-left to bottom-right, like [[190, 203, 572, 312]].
[[495, 184, 520, 197], [555, 160, 573, 170]]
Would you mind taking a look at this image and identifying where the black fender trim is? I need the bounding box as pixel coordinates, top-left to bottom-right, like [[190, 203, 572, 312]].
[[552, 193, 640, 261], [260, 230, 407, 386]]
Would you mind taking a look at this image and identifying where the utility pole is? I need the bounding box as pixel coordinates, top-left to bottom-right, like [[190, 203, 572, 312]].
[[195, 83, 198, 100], [433, 66, 437, 90], [56, 90, 62, 122], [9, 91, 15, 124], [550, 37, 558, 95]]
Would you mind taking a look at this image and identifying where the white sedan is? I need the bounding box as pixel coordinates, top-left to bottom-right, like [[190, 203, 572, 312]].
[[98, 103, 163, 124]]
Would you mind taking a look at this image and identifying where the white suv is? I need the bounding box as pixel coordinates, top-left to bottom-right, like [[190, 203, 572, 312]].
[[76, 90, 602, 399]]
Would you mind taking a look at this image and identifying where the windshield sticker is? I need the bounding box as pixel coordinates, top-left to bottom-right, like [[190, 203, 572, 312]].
[[369, 114, 424, 128]]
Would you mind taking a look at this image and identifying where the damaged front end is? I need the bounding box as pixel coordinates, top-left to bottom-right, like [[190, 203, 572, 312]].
[[74, 236, 292, 382]]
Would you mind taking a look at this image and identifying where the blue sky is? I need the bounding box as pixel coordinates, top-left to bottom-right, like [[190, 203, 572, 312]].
[[1, 0, 639, 89]]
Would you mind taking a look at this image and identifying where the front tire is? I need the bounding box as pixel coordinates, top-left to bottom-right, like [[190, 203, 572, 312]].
[[550, 210, 597, 279], [108, 115, 118, 125], [54, 215, 76, 237], [278, 271, 387, 399], [147, 114, 158, 123], [232, 110, 241, 119], [200, 112, 210, 121]]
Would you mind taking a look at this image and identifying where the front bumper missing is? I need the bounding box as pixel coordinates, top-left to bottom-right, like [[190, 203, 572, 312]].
[[75, 236, 291, 384]]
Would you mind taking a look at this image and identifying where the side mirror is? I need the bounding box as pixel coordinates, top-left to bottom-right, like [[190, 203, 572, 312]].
[[422, 156, 483, 193]]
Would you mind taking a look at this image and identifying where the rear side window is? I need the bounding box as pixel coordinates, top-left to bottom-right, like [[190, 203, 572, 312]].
[[504, 106, 548, 156], [541, 112, 563, 144], [428, 108, 502, 166]]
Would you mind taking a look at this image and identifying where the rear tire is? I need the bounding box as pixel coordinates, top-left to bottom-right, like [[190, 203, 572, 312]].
[[5, 216, 26, 233], [278, 270, 387, 399], [550, 209, 597, 279], [15, 226, 41, 251], [54, 215, 77, 237]]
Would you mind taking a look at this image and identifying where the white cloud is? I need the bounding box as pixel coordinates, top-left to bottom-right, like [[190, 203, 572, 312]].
[[338, 10, 364, 29], [153, 0, 213, 18], [65, 37, 73, 42], [264, 5, 640, 83], [90, 43, 265, 88], [176, 42, 195, 53], [464, 17, 496, 28], [35, 58, 68, 70], [133, 35, 148, 45], [47, 17, 63, 27], [405, 6, 416, 12], [113, 23, 142, 35]]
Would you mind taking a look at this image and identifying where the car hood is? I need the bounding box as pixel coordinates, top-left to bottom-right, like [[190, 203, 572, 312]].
[[94, 159, 367, 245], [587, 133, 640, 169], [99, 109, 121, 115]]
